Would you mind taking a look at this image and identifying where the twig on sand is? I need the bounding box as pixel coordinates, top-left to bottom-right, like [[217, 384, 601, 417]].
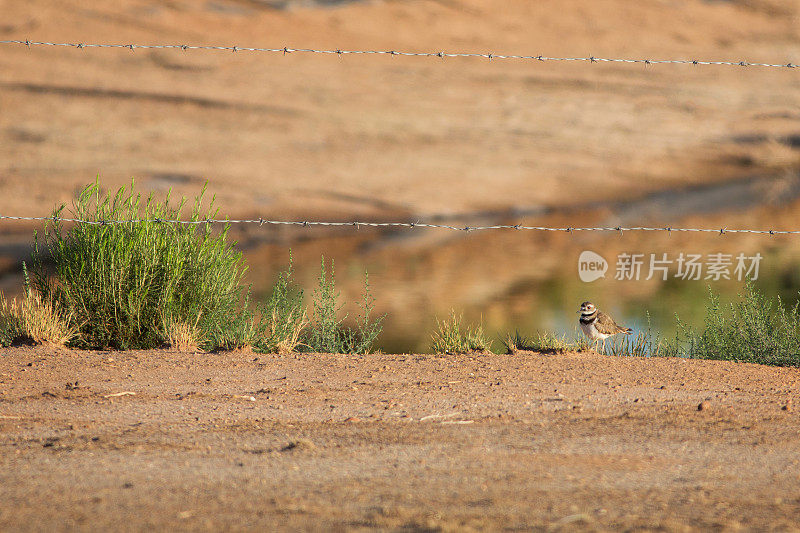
[[441, 420, 474, 425], [0, 415, 22, 419], [103, 391, 136, 398], [233, 394, 256, 401], [419, 411, 460, 421]]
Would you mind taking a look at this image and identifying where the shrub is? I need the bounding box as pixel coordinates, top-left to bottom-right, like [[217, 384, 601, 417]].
[[303, 257, 383, 354], [430, 311, 492, 354], [669, 281, 800, 366], [31, 180, 250, 350], [253, 252, 307, 354]]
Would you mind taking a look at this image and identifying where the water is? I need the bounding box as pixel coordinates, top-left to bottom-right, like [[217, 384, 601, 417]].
[[3, 172, 800, 353], [2, 231, 798, 354], [234, 172, 800, 352], [242, 229, 800, 353]]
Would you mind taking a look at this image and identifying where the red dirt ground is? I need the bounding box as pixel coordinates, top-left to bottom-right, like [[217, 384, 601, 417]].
[[1, 345, 799, 531]]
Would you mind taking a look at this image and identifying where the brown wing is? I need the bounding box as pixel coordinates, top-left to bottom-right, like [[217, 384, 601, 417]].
[[594, 311, 632, 335]]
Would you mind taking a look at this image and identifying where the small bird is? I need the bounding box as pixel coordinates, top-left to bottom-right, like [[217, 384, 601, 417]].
[[578, 301, 632, 353]]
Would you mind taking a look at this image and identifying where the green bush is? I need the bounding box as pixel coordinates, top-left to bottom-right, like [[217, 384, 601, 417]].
[[303, 257, 383, 354], [31, 181, 251, 350], [670, 281, 800, 366]]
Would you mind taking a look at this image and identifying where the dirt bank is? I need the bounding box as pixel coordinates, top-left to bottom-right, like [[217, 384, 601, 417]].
[[2, 0, 799, 225], [1, 346, 799, 531]]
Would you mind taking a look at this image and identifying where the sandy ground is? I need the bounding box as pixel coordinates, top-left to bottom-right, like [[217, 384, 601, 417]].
[[1, 345, 799, 531]]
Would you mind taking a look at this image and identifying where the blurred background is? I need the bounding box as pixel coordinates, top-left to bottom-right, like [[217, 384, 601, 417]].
[[1, 0, 799, 352]]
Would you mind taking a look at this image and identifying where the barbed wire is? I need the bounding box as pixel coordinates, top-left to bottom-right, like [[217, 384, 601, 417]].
[[1, 40, 797, 69], [0, 214, 797, 235]]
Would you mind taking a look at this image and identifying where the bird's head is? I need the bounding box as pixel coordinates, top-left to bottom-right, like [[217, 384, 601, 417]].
[[579, 301, 596, 314]]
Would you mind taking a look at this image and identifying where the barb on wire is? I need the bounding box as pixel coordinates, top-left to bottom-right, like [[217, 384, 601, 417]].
[[0, 214, 796, 235], [0, 40, 797, 69]]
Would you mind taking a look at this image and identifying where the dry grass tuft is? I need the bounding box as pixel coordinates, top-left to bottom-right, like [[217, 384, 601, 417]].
[[269, 308, 308, 354], [502, 330, 536, 354], [430, 311, 493, 355], [163, 312, 205, 352], [503, 330, 592, 355], [0, 292, 78, 346]]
